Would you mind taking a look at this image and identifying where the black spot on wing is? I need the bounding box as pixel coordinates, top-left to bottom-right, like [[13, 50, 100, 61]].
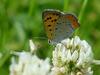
[[48, 25, 51, 27], [55, 28, 58, 30], [49, 29, 52, 31], [54, 19, 57, 22]]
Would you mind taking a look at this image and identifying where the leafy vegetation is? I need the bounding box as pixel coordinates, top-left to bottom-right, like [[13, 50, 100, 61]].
[[0, 0, 100, 75]]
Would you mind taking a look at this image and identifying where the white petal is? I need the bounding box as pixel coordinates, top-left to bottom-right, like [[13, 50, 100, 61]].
[[61, 46, 67, 62], [29, 40, 37, 53], [70, 38, 74, 46], [71, 50, 78, 62], [73, 36, 81, 46], [85, 48, 93, 62], [77, 50, 85, 66], [76, 72, 83, 75], [66, 50, 72, 62], [61, 38, 70, 47], [70, 72, 75, 75]]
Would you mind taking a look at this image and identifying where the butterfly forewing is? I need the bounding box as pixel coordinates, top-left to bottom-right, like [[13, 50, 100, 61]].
[[42, 9, 61, 41]]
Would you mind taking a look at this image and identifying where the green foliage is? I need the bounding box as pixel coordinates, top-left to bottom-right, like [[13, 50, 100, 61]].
[[0, 0, 100, 75]]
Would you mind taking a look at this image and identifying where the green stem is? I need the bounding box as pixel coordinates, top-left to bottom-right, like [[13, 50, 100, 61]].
[[28, 0, 36, 16], [63, 0, 69, 12], [0, 51, 10, 67], [78, 0, 88, 23]]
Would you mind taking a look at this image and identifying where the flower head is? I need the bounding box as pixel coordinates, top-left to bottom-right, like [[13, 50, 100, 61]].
[[52, 36, 93, 75], [10, 40, 51, 75]]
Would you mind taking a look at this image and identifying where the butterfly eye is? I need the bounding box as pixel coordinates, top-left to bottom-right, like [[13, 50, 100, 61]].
[[48, 40, 51, 44]]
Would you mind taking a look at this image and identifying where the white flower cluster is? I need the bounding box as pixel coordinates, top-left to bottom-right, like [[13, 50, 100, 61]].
[[9, 40, 51, 75], [9, 36, 100, 75], [52, 36, 93, 75]]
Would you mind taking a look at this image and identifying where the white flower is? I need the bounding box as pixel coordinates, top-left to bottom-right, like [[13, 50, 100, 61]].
[[9, 37, 100, 75], [52, 36, 94, 75], [10, 40, 51, 75]]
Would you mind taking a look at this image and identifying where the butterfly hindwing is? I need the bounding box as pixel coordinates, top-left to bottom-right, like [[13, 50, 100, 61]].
[[52, 15, 71, 43], [65, 14, 80, 29]]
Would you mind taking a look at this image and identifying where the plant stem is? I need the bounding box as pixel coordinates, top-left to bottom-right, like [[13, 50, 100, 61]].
[[63, 0, 69, 12], [28, 0, 36, 16], [78, 0, 88, 23], [0, 51, 10, 67], [93, 60, 100, 65]]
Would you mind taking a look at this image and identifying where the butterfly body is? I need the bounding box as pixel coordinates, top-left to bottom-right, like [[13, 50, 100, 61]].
[[42, 9, 80, 44]]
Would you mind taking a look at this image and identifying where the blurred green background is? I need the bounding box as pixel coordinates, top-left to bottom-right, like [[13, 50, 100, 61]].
[[0, 0, 100, 75]]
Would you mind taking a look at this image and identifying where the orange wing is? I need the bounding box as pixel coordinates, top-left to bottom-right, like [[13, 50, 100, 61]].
[[65, 14, 80, 29], [42, 9, 61, 40]]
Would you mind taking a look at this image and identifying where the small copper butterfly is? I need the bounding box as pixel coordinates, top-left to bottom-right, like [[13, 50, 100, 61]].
[[42, 9, 80, 44]]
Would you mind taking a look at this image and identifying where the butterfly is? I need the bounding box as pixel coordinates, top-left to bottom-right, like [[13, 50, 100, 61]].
[[42, 9, 80, 45]]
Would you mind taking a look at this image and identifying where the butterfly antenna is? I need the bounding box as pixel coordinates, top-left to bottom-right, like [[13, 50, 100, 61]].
[[32, 37, 48, 40]]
